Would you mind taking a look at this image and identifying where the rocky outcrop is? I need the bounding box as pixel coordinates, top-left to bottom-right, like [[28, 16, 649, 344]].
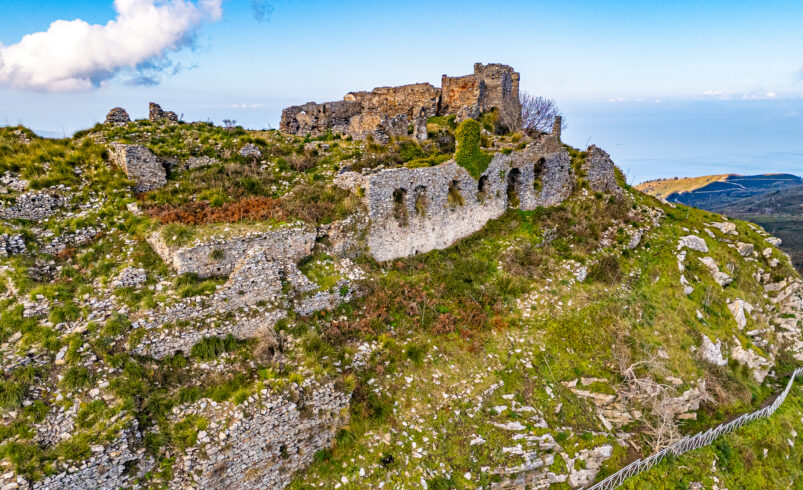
[[584, 145, 621, 194], [149, 102, 178, 123], [104, 107, 130, 125], [169, 381, 349, 489], [280, 63, 521, 141], [107, 143, 167, 192], [699, 334, 727, 366], [335, 137, 571, 261]]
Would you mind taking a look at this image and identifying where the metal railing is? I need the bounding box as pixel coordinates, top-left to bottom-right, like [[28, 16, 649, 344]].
[[589, 367, 803, 490]]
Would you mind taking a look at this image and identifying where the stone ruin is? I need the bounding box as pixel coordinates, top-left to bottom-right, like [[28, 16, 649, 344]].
[[104, 107, 130, 125], [334, 134, 579, 262], [280, 63, 521, 143], [107, 143, 167, 193], [148, 102, 178, 122]]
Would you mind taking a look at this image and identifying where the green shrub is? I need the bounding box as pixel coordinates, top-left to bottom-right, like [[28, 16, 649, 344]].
[[190, 334, 238, 360], [454, 119, 493, 179]]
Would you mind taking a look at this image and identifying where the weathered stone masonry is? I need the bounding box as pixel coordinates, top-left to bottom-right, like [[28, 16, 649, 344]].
[[280, 63, 521, 142], [335, 136, 572, 262], [147, 222, 316, 278]]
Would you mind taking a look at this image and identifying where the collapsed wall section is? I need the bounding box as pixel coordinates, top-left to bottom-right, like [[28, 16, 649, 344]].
[[147, 222, 316, 278], [169, 382, 349, 489]]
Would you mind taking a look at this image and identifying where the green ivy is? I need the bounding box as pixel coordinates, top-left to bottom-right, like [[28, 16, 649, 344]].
[[454, 119, 493, 180]]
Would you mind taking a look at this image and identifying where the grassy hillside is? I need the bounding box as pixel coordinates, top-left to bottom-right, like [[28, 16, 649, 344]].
[[0, 120, 801, 489], [637, 174, 802, 208], [635, 174, 732, 199]]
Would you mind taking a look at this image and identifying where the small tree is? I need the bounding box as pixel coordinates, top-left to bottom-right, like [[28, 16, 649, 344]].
[[520, 92, 564, 136]]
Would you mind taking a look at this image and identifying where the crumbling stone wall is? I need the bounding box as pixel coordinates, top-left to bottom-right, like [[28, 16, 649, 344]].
[[147, 223, 316, 278], [104, 107, 130, 125], [584, 145, 622, 195], [0, 191, 66, 221], [30, 421, 144, 490], [149, 102, 178, 122], [280, 63, 522, 141], [441, 63, 521, 129], [335, 137, 571, 261], [168, 381, 349, 489], [107, 143, 167, 192]]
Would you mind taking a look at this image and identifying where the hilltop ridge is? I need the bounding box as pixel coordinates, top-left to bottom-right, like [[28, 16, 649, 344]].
[[0, 64, 801, 489]]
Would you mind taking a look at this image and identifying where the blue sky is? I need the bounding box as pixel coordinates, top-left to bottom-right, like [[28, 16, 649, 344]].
[[1, 0, 802, 182]]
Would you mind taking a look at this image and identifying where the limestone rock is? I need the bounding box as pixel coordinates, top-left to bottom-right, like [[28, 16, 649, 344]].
[[239, 143, 262, 159], [736, 242, 754, 257], [766, 236, 782, 247], [727, 299, 753, 329], [107, 143, 167, 192], [679, 235, 708, 253], [730, 339, 771, 382], [699, 335, 727, 366]]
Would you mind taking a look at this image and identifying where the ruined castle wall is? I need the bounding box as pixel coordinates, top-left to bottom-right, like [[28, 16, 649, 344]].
[[169, 382, 349, 489], [280, 63, 522, 140], [280, 100, 363, 137], [473, 63, 522, 130], [440, 74, 485, 121], [147, 223, 316, 278], [337, 140, 572, 262], [347, 82, 441, 119]]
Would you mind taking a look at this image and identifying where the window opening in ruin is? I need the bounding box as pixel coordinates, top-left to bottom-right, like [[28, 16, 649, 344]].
[[533, 157, 546, 192], [393, 188, 409, 226], [507, 168, 521, 208], [477, 175, 488, 202], [413, 185, 428, 217], [447, 180, 464, 208]]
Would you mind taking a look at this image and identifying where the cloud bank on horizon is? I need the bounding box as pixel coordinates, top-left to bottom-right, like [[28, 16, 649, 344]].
[[0, 0, 222, 92]]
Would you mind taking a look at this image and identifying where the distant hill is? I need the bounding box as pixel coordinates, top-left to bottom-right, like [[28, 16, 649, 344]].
[[637, 173, 803, 210], [638, 174, 803, 273]]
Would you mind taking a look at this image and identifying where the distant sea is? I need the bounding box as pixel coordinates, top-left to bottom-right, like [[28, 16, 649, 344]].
[[561, 99, 803, 184]]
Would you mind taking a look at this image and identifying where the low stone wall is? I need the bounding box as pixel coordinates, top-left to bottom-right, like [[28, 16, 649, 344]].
[[335, 139, 572, 261], [30, 421, 144, 490], [147, 223, 316, 278], [0, 233, 26, 256], [169, 381, 350, 489], [0, 191, 65, 221]]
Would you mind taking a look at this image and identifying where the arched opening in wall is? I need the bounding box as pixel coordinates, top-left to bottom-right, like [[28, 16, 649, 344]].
[[477, 175, 489, 203], [393, 188, 408, 226], [413, 185, 428, 217], [447, 180, 464, 208], [507, 168, 521, 207], [533, 158, 546, 192]]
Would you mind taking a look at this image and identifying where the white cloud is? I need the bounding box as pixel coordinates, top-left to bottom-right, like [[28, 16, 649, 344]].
[[0, 0, 222, 92]]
